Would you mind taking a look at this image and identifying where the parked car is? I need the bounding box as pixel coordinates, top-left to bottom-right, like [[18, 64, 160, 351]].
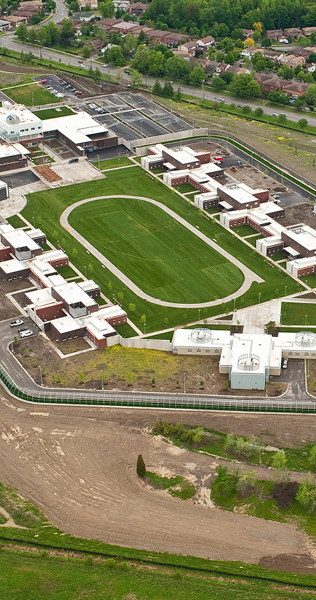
[[18, 327, 28, 333], [69, 157, 79, 163], [282, 357, 288, 369], [20, 329, 33, 338], [272, 194, 280, 199], [124, 70, 130, 74], [237, 104, 243, 108], [10, 319, 24, 327], [272, 113, 278, 117]]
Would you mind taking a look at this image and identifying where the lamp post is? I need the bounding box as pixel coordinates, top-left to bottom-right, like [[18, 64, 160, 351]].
[[259, 292, 261, 303], [39, 365, 43, 386], [234, 298, 236, 311], [183, 371, 186, 394], [101, 369, 103, 390], [198, 308, 201, 322], [97, 154, 100, 170], [144, 322, 146, 335], [305, 314, 307, 326], [285, 285, 287, 296], [202, 79, 205, 102], [84, 265, 87, 278]]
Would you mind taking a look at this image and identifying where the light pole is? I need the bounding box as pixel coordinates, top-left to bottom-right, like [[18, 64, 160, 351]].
[[285, 285, 287, 296], [39, 365, 43, 386], [144, 322, 146, 335], [97, 154, 100, 170], [259, 292, 261, 303], [84, 265, 87, 278], [202, 79, 205, 102], [183, 372, 186, 393], [199, 308, 201, 322], [305, 314, 307, 326], [234, 298, 236, 310], [101, 369, 103, 390]]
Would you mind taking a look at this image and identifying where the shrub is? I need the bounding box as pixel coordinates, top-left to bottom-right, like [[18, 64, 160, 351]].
[[272, 481, 299, 508]]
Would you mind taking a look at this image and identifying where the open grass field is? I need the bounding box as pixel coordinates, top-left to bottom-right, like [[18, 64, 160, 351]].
[[281, 302, 316, 326], [231, 224, 257, 237], [69, 197, 244, 303], [6, 214, 26, 228], [22, 165, 302, 332], [4, 83, 59, 106], [33, 106, 75, 120]]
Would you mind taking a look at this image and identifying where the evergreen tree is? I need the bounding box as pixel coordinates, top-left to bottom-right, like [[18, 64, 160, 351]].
[[152, 80, 163, 95], [136, 454, 146, 478]]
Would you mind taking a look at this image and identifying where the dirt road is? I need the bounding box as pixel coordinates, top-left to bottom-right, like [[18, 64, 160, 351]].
[[0, 390, 313, 571]]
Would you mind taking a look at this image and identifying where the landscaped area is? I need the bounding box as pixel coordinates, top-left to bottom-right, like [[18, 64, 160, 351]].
[[68, 196, 244, 303], [22, 165, 302, 332], [4, 83, 59, 106], [33, 106, 75, 120], [92, 157, 133, 170], [281, 302, 316, 326]]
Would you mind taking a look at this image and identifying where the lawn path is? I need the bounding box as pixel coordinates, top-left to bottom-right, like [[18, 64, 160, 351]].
[[61, 195, 263, 309]]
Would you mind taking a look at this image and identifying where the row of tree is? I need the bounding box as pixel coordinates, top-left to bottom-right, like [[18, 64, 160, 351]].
[[139, 0, 316, 40], [16, 18, 76, 47]]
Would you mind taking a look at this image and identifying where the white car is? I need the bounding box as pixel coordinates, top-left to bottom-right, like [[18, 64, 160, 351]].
[[20, 329, 33, 338], [10, 319, 24, 327]]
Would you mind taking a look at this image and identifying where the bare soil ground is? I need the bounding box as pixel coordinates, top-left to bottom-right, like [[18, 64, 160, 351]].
[[282, 202, 316, 228], [15, 334, 285, 397], [0, 388, 313, 572], [0, 280, 33, 321]]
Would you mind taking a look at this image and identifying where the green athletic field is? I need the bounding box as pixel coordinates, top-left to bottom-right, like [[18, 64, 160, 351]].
[[68, 197, 244, 303], [5, 83, 59, 106], [22, 165, 302, 332]]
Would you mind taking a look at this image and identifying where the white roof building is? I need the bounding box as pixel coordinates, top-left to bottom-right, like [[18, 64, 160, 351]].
[[0, 101, 42, 143], [43, 111, 108, 148]]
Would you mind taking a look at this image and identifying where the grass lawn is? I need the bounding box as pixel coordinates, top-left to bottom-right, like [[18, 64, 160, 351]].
[[246, 234, 262, 247], [92, 157, 132, 170], [281, 302, 316, 326], [22, 166, 301, 332], [175, 183, 197, 193], [271, 251, 288, 262], [301, 273, 316, 287], [5, 83, 59, 106], [69, 196, 244, 303], [232, 224, 257, 237], [56, 264, 77, 279], [6, 214, 26, 228], [146, 471, 196, 499], [146, 330, 174, 341], [33, 106, 75, 120], [115, 322, 137, 337]]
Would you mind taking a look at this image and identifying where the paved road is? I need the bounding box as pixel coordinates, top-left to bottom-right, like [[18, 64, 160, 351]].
[[1, 30, 316, 127], [52, 0, 68, 23], [60, 194, 263, 308]]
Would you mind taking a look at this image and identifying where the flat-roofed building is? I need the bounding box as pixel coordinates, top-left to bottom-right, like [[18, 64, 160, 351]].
[[52, 282, 99, 318], [0, 180, 9, 201], [286, 256, 316, 278], [281, 224, 316, 258], [0, 142, 30, 172], [0, 257, 30, 280], [50, 316, 86, 343], [0, 101, 43, 145], [43, 111, 118, 154], [1, 229, 42, 260]]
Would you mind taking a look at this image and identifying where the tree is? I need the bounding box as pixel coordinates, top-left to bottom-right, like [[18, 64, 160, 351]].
[[242, 105, 252, 114], [106, 46, 125, 66], [175, 86, 182, 101], [231, 28, 243, 41], [190, 63, 205, 85], [82, 44, 91, 59], [254, 106, 264, 117], [87, 263, 93, 273], [278, 113, 287, 123], [264, 320, 278, 335], [244, 37, 254, 47], [296, 483, 316, 512], [128, 302, 136, 313], [60, 18, 75, 46], [277, 65, 294, 80], [230, 73, 261, 98], [261, 37, 272, 48], [93, 67, 101, 83], [152, 79, 163, 95], [308, 445, 316, 470], [130, 69, 142, 88], [305, 84, 316, 106], [162, 81, 174, 98], [136, 454, 146, 477], [147, 50, 164, 75], [212, 76, 226, 91], [165, 55, 191, 80], [298, 118, 308, 128], [253, 21, 263, 34], [272, 452, 290, 483], [99, 0, 115, 18], [132, 44, 150, 73], [31, 13, 41, 25], [16, 22, 28, 42], [140, 313, 146, 324]]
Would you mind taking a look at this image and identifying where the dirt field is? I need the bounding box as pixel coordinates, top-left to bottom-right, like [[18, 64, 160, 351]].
[[0, 280, 33, 321], [0, 387, 314, 573], [281, 202, 316, 228], [15, 334, 285, 397]]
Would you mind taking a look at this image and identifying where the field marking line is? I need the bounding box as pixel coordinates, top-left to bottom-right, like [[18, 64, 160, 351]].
[[60, 195, 263, 309]]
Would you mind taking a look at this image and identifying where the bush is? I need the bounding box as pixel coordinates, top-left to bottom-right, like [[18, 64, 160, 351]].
[[272, 481, 299, 508], [136, 454, 146, 478]]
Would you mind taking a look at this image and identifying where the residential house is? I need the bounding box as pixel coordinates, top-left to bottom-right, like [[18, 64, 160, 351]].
[[78, 0, 98, 9], [242, 29, 253, 38], [261, 48, 281, 61], [5, 15, 27, 26], [279, 53, 306, 67], [266, 29, 283, 40], [172, 50, 191, 60], [259, 77, 289, 92], [214, 62, 228, 75], [12, 10, 35, 21], [283, 81, 309, 97], [283, 27, 301, 39], [84, 38, 104, 52], [113, 0, 130, 10], [178, 40, 198, 53], [164, 32, 189, 46], [302, 27, 316, 37], [128, 2, 147, 16], [196, 35, 215, 48], [148, 29, 169, 43], [241, 45, 260, 58], [98, 17, 122, 30], [112, 20, 138, 34], [0, 19, 11, 30]]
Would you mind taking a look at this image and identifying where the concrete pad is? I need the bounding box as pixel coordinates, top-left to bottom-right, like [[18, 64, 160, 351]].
[[233, 299, 282, 334]]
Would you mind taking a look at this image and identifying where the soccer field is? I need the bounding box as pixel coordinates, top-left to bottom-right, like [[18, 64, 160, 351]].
[[68, 197, 244, 304], [5, 83, 59, 106]]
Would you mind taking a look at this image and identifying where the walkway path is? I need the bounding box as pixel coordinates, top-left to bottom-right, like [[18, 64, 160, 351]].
[[60, 195, 263, 309]]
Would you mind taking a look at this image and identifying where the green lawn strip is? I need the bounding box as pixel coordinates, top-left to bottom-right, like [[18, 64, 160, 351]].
[[231, 224, 257, 237], [22, 167, 301, 331], [145, 331, 174, 341], [5, 83, 59, 105], [271, 251, 288, 262], [151, 421, 316, 474], [33, 106, 75, 119], [1, 550, 316, 600], [68, 196, 244, 304], [146, 471, 196, 499], [174, 183, 197, 193], [95, 296, 106, 305], [92, 157, 133, 170], [33, 156, 55, 165], [279, 326, 316, 333], [186, 324, 232, 330], [6, 215, 26, 228], [281, 302, 316, 326], [115, 322, 137, 337]]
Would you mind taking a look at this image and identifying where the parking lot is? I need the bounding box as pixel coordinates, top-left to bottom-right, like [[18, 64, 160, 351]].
[[34, 75, 83, 101], [0, 170, 40, 189]]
